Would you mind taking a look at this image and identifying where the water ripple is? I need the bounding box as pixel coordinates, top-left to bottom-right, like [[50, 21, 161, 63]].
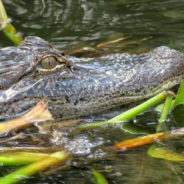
[[1, 0, 184, 51]]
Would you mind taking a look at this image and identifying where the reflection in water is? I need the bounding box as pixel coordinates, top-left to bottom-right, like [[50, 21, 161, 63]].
[[1, 0, 184, 184], [1, 0, 184, 51]]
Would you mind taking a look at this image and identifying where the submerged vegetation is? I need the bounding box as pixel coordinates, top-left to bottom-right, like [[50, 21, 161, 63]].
[[0, 81, 183, 183], [1, 1, 184, 184]]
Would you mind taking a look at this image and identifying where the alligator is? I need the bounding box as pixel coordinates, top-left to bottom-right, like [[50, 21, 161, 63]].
[[0, 36, 184, 119]]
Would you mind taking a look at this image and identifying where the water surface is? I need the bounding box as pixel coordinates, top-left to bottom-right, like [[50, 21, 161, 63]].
[[0, 0, 184, 183]]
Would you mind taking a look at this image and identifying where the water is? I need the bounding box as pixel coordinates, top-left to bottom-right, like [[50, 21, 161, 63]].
[[1, 0, 184, 51], [0, 0, 184, 183]]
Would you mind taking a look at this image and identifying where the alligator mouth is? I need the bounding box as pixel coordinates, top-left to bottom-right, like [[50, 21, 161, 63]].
[[140, 75, 183, 98]]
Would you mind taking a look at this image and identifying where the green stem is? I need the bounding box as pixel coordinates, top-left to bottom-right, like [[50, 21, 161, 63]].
[[0, 0, 22, 44], [0, 152, 51, 166], [77, 91, 170, 129], [0, 0, 8, 26], [2, 24, 23, 45], [156, 95, 173, 132], [0, 151, 69, 184]]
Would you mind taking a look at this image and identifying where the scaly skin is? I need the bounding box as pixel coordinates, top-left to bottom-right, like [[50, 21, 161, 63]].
[[0, 36, 184, 119]]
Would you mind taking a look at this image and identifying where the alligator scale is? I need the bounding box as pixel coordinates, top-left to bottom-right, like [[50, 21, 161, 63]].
[[0, 36, 184, 119]]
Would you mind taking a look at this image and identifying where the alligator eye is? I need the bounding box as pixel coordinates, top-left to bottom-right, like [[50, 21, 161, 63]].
[[40, 56, 57, 69]]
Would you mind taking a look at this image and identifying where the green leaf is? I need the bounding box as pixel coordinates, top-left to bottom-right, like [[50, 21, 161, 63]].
[[171, 80, 184, 126], [173, 80, 184, 107], [147, 144, 184, 162], [121, 121, 152, 134], [91, 169, 109, 184], [172, 104, 184, 126]]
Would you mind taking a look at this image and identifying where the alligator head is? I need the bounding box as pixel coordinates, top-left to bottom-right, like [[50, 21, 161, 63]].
[[0, 36, 184, 119]]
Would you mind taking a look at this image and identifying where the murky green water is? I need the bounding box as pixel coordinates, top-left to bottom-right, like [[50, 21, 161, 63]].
[[1, 0, 184, 51], [1, 0, 184, 183]]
